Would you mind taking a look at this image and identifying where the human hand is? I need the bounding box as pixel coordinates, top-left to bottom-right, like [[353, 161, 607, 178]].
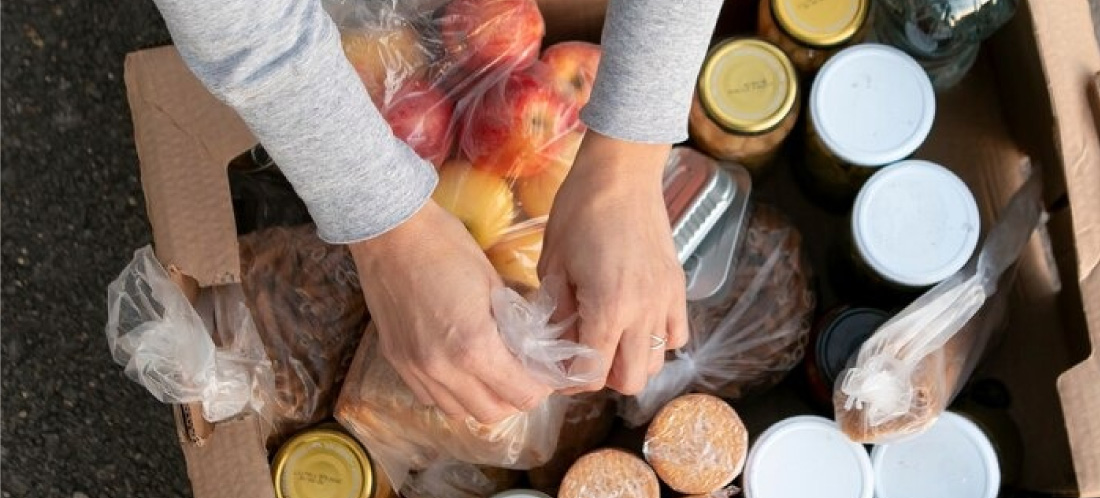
[[349, 200, 553, 423], [538, 131, 689, 395]]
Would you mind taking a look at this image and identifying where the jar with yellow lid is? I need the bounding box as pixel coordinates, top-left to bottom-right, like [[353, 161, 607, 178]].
[[689, 38, 800, 177], [757, 0, 870, 73], [272, 426, 394, 498]]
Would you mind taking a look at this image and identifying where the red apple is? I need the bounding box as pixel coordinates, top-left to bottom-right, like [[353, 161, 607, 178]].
[[383, 79, 456, 167], [460, 65, 581, 179], [342, 24, 429, 107], [441, 0, 544, 76], [541, 41, 602, 107]]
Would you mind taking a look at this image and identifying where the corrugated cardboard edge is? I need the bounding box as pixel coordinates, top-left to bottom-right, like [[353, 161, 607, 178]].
[[124, 46, 254, 287], [180, 415, 278, 498], [1030, 0, 1100, 494], [125, 46, 274, 498]]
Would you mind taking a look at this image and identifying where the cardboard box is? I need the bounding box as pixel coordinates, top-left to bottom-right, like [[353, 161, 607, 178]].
[[123, 0, 1100, 496]]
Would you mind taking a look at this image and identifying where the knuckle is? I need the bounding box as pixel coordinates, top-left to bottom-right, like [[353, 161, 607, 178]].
[[419, 353, 450, 378]]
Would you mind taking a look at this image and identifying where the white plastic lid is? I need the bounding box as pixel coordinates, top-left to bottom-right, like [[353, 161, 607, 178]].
[[871, 412, 1000, 498], [852, 160, 980, 287], [810, 44, 935, 167], [744, 416, 873, 498]]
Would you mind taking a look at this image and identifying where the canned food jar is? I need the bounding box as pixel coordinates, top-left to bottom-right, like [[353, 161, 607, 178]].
[[744, 416, 873, 498], [871, 411, 1000, 498], [689, 38, 800, 177], [272, 426, 393, 498], [801, 44, 935, 210], [848, 160, 980, 290], [757, 0, 870, 73], [803, 306, 889, 408]]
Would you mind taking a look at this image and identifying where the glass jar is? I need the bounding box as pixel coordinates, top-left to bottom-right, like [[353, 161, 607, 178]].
[[689, 38, 800, 177], [803, 306, 890, 408], [871, 412, 1000, 498], [272, 426, 395, 498], [799, 44, 936, 210], [757, 0, 870, 74], [846, 160, 981, 291], [744, 416, 874, 498], [871, 0, 1018, 89]]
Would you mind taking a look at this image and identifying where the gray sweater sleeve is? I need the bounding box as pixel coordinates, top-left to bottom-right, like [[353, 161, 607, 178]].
[[152, 0, 437, 244], [152, 0, 719, 243], [583, 0, 724, 143]]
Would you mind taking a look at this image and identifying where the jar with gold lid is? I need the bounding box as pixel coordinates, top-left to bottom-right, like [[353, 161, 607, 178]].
[[689, 38, 800, 177], [757, 0, 870, 74], [272, 425, 394, 498]]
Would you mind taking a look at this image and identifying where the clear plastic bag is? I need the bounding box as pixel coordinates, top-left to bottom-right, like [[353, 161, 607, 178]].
[[327, 0, 594, 172], [527, 390, 616, 495], [835, 170, 1044, 443], [620, 204, 815, 426], [335, 282, 600, 494], [328, 0, 597, 274], [105, 246, 274, 423], [237, 224, 369, 447]]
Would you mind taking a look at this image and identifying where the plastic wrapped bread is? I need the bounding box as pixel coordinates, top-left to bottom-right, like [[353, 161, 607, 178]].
[[643, 394, 748, 494], [237, 224, 369, 446], [621, 204, 814, 426], [527, 390, 616, 494], [335, 284, 600, 494], [835, 171, 1044, 443], [558, 448, 660, 498]]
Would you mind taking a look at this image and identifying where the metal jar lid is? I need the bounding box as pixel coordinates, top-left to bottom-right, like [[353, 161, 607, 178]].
[[272, 427, 376, 498], [770, 0, 868, 48], [698, 39, 799, 135], [814, 307, 889, 385]]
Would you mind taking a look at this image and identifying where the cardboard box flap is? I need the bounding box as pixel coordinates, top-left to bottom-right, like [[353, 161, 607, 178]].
[[124, 46, 256, 286], [180, 415, 277, 498], [1028, 0, 1100, 494]]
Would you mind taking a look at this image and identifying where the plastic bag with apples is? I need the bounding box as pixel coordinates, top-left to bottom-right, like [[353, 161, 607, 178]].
[[326, 0, 601, 288]]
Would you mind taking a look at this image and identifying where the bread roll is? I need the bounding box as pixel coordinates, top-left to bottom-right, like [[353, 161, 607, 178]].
[[558, 448, 659, 498], [644, 394, 748, 494]]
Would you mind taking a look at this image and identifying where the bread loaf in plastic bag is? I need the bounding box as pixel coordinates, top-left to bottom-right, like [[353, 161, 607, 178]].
[[835, 170, 1045, 443]]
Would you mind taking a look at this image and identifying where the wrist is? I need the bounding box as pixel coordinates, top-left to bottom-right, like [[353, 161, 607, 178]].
[[571, 130, 671, 187], [349, 200, 438, 270]]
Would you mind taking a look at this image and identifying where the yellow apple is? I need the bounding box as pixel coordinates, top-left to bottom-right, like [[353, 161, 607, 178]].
[[341, 24, 429, 106], [515, 131, 583, 218], [432, 159, 515, 249], [486, 221, 545, 290]]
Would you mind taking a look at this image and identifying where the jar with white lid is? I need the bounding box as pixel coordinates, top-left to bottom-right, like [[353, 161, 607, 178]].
[[799, 44, 936, 211], [757, 0, 870, 74], [871, 411, 1001, 498], [743, 415, 874, 498], [837, 160, 981, 302], [689, 38, 800, 177]]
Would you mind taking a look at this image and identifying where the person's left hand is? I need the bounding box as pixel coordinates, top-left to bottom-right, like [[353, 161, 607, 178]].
[[537, 130, 689, 395]]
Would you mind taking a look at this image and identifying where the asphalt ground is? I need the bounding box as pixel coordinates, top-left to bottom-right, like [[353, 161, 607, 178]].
[[1, 1, 1099, 498], [2, 0, 191, 496]]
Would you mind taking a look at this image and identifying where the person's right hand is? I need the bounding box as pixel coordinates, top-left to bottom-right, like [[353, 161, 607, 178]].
[[348, 200, 553, 424]]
